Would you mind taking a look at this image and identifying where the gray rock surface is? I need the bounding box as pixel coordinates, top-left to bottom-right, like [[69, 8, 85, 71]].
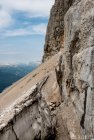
[[42, 0, 75, 62], [0, 0, 94, 139]]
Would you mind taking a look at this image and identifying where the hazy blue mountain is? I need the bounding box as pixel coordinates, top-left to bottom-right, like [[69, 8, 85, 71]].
[[0, 63, 38, 93]]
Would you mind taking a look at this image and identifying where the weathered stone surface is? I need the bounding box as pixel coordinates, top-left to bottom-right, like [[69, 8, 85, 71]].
[[63, 0, 94, 138], [0, 53, 63, 140], [0, 85, 55, 140], [42, 0, 75, 62], [0, 0, 94, 139]]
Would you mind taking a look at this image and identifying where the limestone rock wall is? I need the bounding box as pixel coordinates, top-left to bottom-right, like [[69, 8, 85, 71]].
[[0, 0, 94, 139], [42, 0, 75, 62]]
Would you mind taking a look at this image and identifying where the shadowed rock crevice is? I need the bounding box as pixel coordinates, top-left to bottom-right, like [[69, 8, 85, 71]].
[[12, 126, 19, 140], [80, 88, 88, 129], [55, 55, 63, 97]]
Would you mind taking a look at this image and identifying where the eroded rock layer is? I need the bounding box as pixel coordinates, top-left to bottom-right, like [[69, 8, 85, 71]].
[[0, 0, 94, 139]]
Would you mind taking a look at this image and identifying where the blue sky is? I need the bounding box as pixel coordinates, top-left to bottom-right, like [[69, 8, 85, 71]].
[[0, 0, 54, 64]]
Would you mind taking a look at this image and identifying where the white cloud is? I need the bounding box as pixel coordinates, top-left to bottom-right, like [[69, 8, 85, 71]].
[[0, 9, 12, 28], [31, 24, 47, 35], [0, 0, 54, 29], [1, 0, 54, 17], [0, 51, 23, 55], [4, 24, 47, 37]]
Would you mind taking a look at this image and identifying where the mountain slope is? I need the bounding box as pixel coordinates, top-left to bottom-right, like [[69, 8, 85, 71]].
[[0, 0, 94, 139]]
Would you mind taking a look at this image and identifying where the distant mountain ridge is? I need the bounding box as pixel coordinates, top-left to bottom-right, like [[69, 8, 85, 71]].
[[0, 61, 40, 67], [0, 63, 38, 93]]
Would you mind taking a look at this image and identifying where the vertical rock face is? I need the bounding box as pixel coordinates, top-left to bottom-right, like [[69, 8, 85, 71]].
[[0, 0, 94, 139], [64, 0, 94, 137], [42, 0, 75, 62]]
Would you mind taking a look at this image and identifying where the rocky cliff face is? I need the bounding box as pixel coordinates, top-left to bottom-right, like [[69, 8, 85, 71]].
[[0, 0, 94, 139], [42, 0, 75, 62]]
